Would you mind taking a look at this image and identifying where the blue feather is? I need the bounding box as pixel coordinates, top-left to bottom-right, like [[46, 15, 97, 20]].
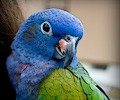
[[6, 8, 84, 99]]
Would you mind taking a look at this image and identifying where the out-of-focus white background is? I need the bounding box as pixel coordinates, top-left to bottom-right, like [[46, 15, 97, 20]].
[[17, 0, 120, 99]]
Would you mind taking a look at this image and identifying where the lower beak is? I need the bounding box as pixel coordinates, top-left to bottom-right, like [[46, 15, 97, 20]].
[[53, 35, 78, 67]]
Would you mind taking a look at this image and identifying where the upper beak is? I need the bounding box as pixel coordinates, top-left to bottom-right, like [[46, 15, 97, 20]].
[[53, 35, 78, 67]]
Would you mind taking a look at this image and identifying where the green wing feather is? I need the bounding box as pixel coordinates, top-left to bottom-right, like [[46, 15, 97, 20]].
[[67, 62, 109, 100], [38, 62, 109, 100]]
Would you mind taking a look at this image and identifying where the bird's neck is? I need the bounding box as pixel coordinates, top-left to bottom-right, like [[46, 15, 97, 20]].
[[70, 54, 78, 68], [12, 48, 64, 75]]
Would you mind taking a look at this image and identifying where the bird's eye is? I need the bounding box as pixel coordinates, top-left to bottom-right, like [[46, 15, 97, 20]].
[[41, 21, 52, 36]]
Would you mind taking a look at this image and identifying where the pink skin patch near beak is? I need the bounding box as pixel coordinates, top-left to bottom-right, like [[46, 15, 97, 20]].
[[59, 39, 67, 53]]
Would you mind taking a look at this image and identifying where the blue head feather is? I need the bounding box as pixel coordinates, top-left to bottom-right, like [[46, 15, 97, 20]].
[[11, 8, 84, 63]]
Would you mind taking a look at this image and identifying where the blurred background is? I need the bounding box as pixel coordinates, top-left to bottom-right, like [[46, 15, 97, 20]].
[[0, 0, 120, 99]]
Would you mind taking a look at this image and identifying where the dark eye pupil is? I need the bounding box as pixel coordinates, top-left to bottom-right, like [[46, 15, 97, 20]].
[[43, 23, 50, 32]]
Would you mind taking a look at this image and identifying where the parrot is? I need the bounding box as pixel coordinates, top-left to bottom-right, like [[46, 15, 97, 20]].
[[6, 8, 110, 100]]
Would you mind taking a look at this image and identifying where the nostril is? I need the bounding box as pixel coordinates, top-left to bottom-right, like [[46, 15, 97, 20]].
[[65, 35, 71, 42], [66, 36, 70, 40]]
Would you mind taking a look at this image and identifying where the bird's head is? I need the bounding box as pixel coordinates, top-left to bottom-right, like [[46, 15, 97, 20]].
[[12, 8, 84, 67]]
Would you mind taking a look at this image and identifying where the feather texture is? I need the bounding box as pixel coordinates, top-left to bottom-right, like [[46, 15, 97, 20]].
[[38, 63, 109, 100]]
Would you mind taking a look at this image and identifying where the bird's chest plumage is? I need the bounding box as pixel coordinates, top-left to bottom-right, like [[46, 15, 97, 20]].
[[7, 54, 63, 99], [38, 68, 87, 100]]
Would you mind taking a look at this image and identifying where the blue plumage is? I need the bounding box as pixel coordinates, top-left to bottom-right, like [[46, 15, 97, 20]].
[[6, 8, 84, 99]]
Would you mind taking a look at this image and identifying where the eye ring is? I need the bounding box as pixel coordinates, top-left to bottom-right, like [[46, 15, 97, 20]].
[[41, 21, 53, 36]]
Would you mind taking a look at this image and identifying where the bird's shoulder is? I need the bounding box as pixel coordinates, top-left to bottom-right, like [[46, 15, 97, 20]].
[[67, 62, 109, 100]]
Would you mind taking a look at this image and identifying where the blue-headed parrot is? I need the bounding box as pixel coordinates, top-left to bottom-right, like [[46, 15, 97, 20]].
[[6, 8, 110, 100]]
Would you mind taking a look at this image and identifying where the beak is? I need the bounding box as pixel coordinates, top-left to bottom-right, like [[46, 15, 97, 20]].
[[53, 35, 78, 67]]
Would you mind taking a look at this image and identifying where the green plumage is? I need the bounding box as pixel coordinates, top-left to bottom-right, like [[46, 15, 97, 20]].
[[38, 63, 109, 100]]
